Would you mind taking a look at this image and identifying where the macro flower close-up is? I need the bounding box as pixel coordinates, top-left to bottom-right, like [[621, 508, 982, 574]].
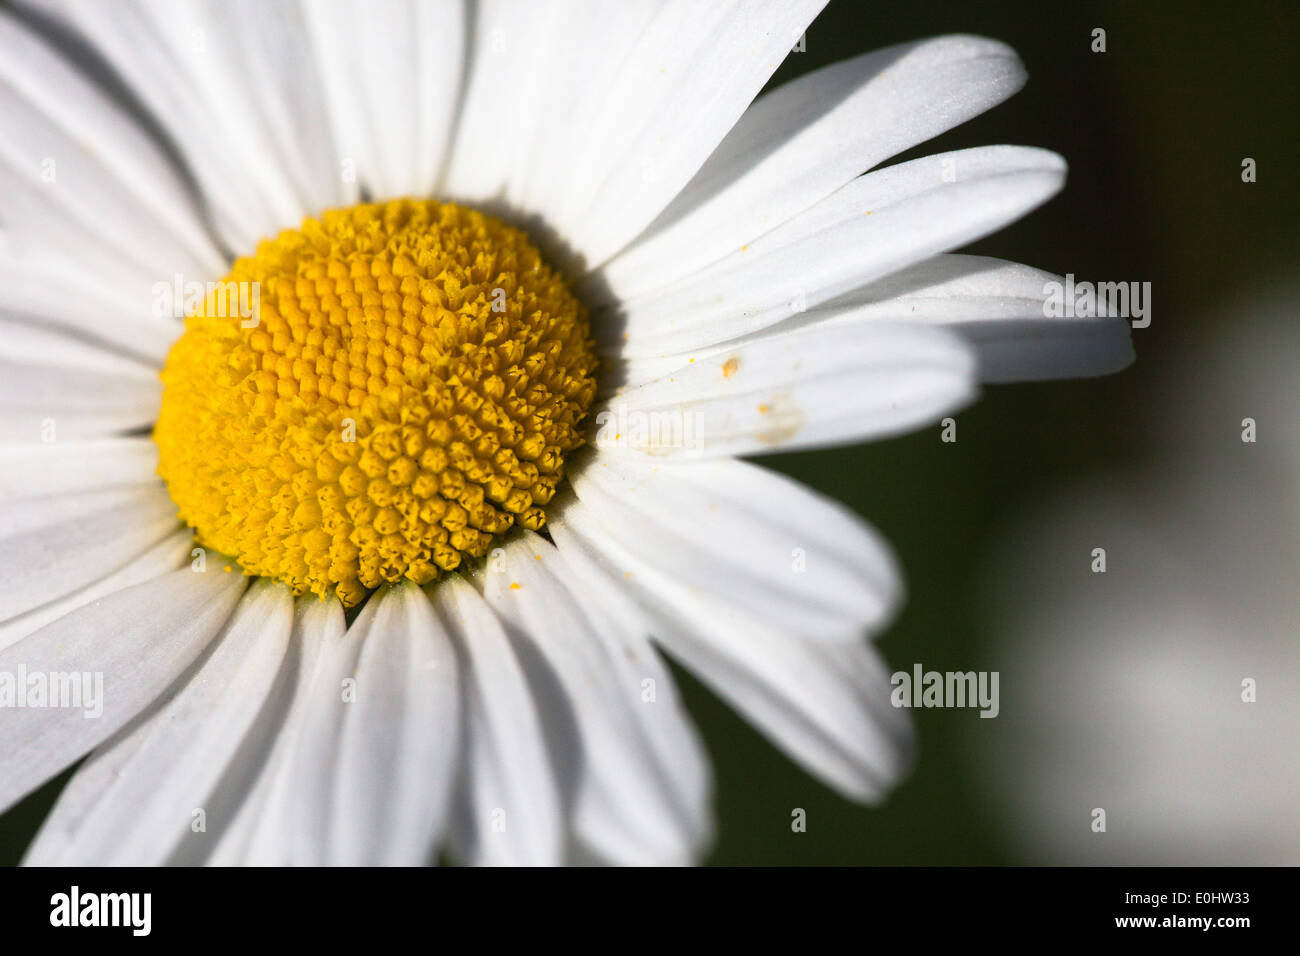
[[0, 0, 1138, 867]]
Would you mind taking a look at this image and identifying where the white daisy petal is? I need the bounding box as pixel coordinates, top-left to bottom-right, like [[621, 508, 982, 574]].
[[567, 454, 901, 639], [0, 315, 161, 377], [0, 484, 179, 621], [0, 261, 177, 365], [0, 144, 171, 329], [211, 0, 353, 215], [544, 0, 827, 269], [297, 0, 386, 201], [481, 534, 712, 864], [0, 362, 160, 439], [549, 509, 914, 802], [429, 574, 563, 867], [411, 0, 468, 197], [207, 595, 347, 866], [603, 145, 1067, 358], [439, 0, 576, 207], [0, 563, 246, 815], [27, 0, 343, 250], [537, 545, 716, 859], [0, 9, 225, 279], [492, 3, 659, 225], [672, 633, 914, 803], [818, 253, 1136, 381], [0, 528, 191, 652], [22, 579, 294, 865], [329, 582, 459, 865], [617, 254, 1136, 388], [443, 0, 658, 233], [0, 318, 163, 440], [0, 438, 157, 499], [303, 0, 464, 201], [590, 35, 1028, 302], [598, 321, 975, 459]]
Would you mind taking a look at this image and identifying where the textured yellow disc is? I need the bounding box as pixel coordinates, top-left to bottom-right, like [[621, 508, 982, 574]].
[[155, 199, 598, 607]]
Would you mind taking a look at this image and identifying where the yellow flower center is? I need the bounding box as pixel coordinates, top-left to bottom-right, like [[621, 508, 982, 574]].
[[155, 199, 597, 607]]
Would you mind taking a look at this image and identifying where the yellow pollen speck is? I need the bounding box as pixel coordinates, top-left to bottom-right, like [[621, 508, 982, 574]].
[[721, 357, 739, 378], [509, 581, 521, 590], [155, 199, 598, 607]]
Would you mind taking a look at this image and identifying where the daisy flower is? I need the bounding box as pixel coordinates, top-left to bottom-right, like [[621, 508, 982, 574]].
[[0, 0, 1132, 865]]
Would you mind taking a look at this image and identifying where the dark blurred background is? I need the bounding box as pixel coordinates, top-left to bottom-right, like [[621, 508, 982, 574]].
[[2, 0, 1296, 865], [690, 0, 1299, 865]]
